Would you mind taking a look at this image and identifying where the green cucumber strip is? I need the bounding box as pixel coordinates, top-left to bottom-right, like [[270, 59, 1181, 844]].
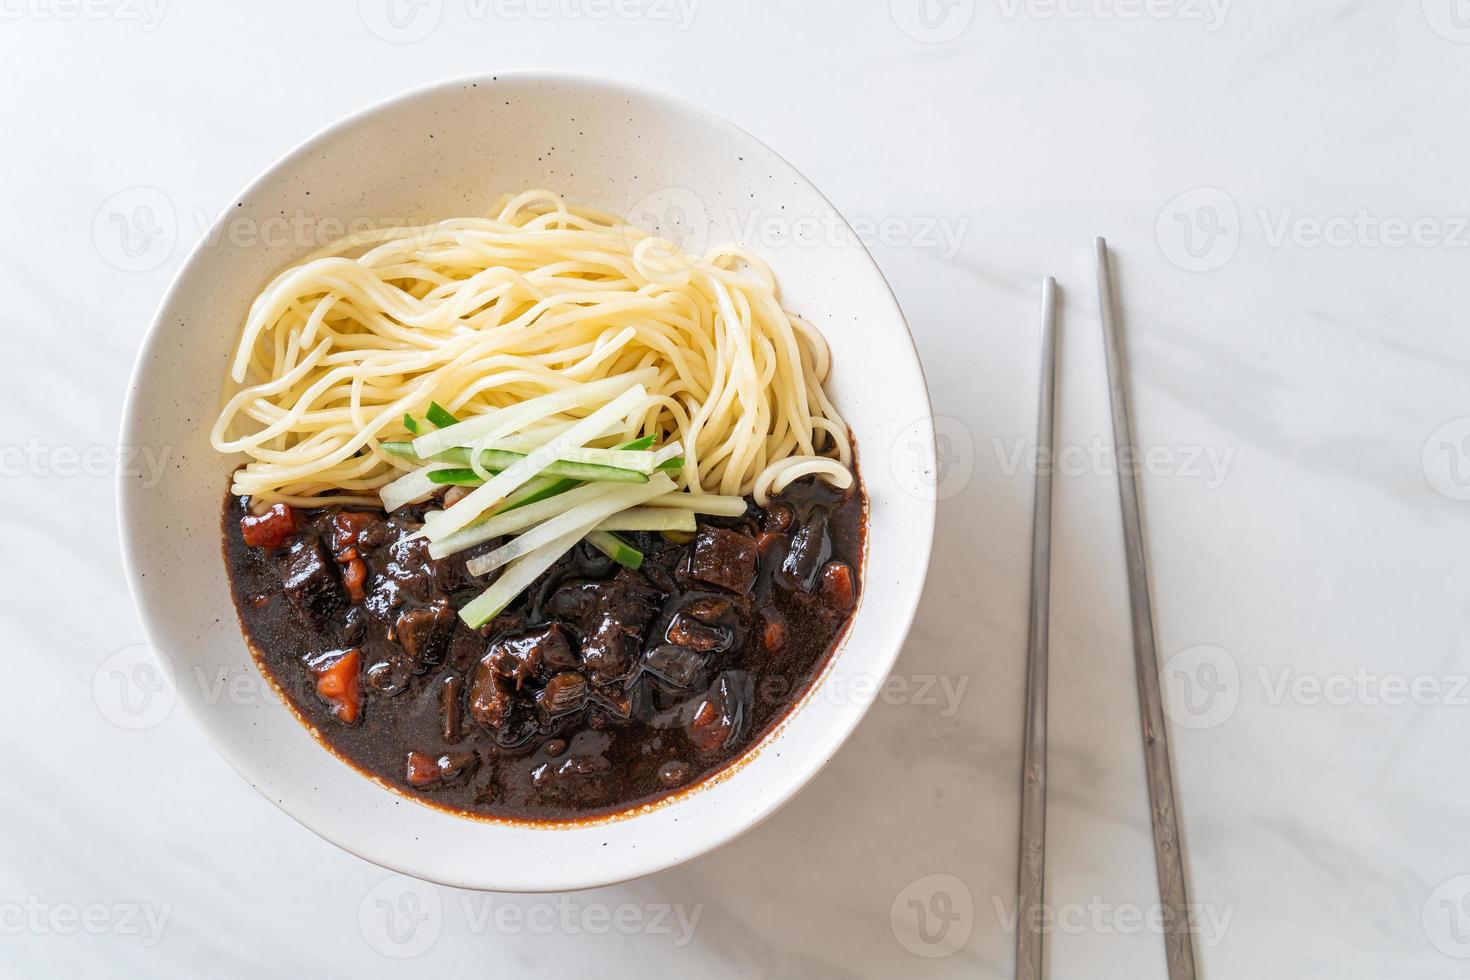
[[426, 402, 458, 428], [501, 477, 579, 513], [381, 442, 644, 484], [463, 476, 674, 576], [429, 480, 612, 560], [383, 434, 653, 461], [655, 456, 685, 473], [402, 414, 423, 435], [426, 468, 485, 487], [586, 530, 643, 570], [595, 507, 696, 533], [458, 528, 584, 628], [427, 446, 648, 484]]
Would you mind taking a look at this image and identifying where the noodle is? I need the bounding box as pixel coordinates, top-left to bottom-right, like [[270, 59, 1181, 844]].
[[211, 190, 853, 507]]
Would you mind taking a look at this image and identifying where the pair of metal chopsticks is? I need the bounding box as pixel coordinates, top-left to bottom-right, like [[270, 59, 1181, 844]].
[[1014, 241, 1198, 980]]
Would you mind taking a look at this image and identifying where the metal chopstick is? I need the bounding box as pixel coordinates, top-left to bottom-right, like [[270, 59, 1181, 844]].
[[1016, 276, 1058, 980], [1094, 239, 1198, 980]]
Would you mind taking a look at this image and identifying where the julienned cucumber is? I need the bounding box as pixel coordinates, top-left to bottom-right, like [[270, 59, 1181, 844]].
[[585, 530, 643, 570], [379, 442, 649, 484], [425, 402, 459, 428]]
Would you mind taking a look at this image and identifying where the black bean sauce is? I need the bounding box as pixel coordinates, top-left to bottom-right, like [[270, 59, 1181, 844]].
[[222, 476, 865, 821]]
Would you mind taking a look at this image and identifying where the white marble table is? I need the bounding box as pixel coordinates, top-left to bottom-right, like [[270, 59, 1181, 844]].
[[5, 2, 1469, 976]]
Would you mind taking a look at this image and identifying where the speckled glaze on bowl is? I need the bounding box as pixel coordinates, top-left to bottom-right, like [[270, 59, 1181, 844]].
[[118, 72, 936, 891]]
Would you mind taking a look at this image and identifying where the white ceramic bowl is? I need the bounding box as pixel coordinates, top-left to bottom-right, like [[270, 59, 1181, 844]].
[[119, 72, 935, 891]]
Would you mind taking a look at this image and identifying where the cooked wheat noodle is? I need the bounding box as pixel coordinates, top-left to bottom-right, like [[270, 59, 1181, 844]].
[[211, 190, 852, 508]]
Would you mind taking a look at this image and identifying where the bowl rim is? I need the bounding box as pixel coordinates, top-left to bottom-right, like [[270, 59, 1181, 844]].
[[117, 69, 936, 890]]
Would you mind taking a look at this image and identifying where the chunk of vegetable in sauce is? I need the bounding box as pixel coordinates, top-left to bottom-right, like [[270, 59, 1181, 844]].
[[240, 503, 297, 549], [309, 648, 362, 724]]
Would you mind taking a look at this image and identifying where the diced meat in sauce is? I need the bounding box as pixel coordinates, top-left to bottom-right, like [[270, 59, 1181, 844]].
[[665, 595, 741, 654], [330, 511, 389, 554], [820, 561, 856, 613], [223, 474, 863, 821], [405, 750, 477, 788], [279, 537, 345, 621], [685, 671, 752, 756], [539, 672, 588, 717], [466, 666, 516, 741], [395, 599, 455, 672], [762, 503, 794, 533], [487, 624, 571, 689], [546, 574, 660, 685], [644, 644, 707, 689], [780, 510, 832, 593], [362, 640, 411, 697], [687, 528, 758, 595]]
